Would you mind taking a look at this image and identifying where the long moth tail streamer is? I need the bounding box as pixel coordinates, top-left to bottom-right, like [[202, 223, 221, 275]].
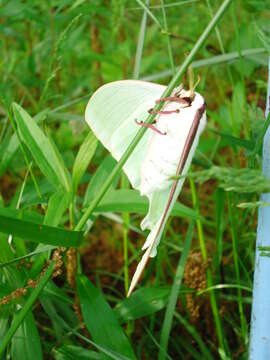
[[127, 102, 206, 297]]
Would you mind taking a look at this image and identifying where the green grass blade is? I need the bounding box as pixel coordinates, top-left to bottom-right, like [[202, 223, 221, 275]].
[[160, 0, 175, 75], [215, 188, 225, 281], [158, 221, 194, 360], [227, 193, 248, 342], [133, 0, 149, 79], [76, 274, 136, 360], [0, 261, 54, 356], [72, 131, 98, 194], [11, 312, 43, 360], [190, 179, 229, 356], [44, 191, 71, 227], [135, 0, 162, 29], [0, 214, 83, 247]]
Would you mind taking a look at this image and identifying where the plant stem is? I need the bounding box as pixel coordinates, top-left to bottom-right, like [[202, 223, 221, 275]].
[[121, 175, 130, 295], [160, 0, 175, 76], [133, 0, 149, 79], [75, 0, 233, 232]]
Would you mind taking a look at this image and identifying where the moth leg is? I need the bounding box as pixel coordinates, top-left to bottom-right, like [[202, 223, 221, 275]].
[[148, 108, 180, 115], [155, 96, 191, 106], [134, 119, 167, 136]]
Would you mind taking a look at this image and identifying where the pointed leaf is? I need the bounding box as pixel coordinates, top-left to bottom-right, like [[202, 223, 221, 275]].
[[12, 103, 71, 191], [114, 287, 170, 323], [76, 274, 136, 360]]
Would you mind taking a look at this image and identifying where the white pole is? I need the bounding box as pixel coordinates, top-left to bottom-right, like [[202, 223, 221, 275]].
[[249, 57, 270, 359]]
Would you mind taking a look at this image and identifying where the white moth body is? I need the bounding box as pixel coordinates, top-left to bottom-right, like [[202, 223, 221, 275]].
[[140, 90, 206, 196], [85, 80, 206, 296]]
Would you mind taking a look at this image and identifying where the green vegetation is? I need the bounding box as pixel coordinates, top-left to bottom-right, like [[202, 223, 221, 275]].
[[0, 0, 269, 359]]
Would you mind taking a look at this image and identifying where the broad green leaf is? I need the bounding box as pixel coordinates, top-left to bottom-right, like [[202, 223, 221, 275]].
[[11, 312, 42, 360], [72, 131, 98, 193], [0, 213, 83, 247], [114, 287, 170, 323], [12, 103, 71, 191], [53, 345, 103, 360], [76, 274, 136, 360], [95, 189, 204, 221]]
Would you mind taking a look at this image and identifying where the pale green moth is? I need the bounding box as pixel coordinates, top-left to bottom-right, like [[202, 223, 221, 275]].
[[85, 80, 206, 296]]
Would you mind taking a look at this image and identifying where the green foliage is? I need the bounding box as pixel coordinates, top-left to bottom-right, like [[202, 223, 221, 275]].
[[0, 0, 268, 359]]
